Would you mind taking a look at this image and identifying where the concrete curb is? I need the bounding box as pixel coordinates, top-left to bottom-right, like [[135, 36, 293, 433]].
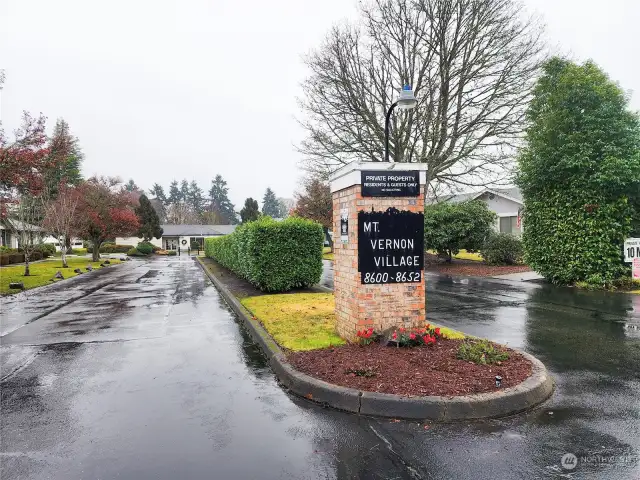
[[196, 257, 554, 420]]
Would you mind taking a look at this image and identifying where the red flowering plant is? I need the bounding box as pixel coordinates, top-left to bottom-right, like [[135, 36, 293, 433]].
[[356, 324, 443, 347], [356, 327, 381, 345], [391, 324, 442, 347]]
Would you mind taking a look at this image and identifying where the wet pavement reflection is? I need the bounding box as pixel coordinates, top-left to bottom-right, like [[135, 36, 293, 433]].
[[1, 258, 639, 479]]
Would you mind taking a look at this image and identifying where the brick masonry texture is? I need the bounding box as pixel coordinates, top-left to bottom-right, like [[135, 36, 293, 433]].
[[333, 184, 426, 341]]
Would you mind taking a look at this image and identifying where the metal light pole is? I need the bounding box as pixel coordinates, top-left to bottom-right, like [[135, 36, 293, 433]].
[[384, 85, 417, 162]]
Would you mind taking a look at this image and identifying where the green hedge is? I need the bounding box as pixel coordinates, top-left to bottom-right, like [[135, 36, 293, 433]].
[[0, 251, 44, 266], [205, 217, 324, 292], [88, 244, 134, 254]]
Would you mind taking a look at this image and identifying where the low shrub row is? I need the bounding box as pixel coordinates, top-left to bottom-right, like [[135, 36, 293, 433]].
[[101, 244, 134, 254], [0, 251, 44, 266], [205, 217, 324, 292]]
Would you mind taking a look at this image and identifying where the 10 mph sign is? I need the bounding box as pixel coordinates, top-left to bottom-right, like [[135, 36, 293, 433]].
[[624, 238, 640, 262]]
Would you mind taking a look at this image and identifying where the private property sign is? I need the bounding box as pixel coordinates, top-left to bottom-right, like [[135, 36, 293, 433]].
[[358, 208, 424, 284], [360, 170, 420, 197], [624, 238, 640, 262]]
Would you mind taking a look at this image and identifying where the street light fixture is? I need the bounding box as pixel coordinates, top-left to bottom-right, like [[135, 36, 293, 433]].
[[385, 85, 417, 162]]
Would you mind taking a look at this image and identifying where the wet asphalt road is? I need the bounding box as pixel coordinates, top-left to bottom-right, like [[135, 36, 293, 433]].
[[2, 257, 639, 479]]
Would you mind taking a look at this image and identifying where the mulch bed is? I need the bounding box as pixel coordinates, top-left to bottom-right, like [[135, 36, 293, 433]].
[[424, 253, 531, 277], [288, 339, 532, 397]]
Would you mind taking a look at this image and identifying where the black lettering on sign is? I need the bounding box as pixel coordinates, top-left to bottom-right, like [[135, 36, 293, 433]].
[[358, 208, 424, 284], [361, 170, 420, 197]]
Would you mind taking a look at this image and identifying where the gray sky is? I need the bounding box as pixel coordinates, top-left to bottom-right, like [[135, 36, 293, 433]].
[[1, 0, 638, 208]]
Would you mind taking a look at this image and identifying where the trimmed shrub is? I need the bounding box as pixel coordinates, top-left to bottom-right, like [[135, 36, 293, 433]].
[[481, 233, 523, 265], [0, 251, 44, 265], [91, 244, 134, 254], [0, 253, 23, 266], [205, 217, 324, 292], [136, 242, 154, 255], [127, 247, 144, 256], [35, 243, 56, 258], [167, 250, 177, 256], [424, 200, 496, 262]]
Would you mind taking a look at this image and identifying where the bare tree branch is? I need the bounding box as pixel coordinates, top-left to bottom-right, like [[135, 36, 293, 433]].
[[297, 0, 546, 190]]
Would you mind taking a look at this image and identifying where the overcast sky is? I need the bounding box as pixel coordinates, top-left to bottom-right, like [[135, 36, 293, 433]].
[[1, 0, 639, 208]]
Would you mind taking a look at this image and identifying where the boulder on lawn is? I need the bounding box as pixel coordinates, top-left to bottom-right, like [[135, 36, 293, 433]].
[[103, 260, 111, 265], [9, 282, 24, 290], [74, 268, 83, 274], [86, 265, 93, 272], [119, 257, 126, 261], [53, 271, 64, 280], [99, 263, 108, 267]]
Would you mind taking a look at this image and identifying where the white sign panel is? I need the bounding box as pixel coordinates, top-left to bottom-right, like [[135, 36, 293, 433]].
[[340, 208, 349, 243], [624, 238, 640, 262]]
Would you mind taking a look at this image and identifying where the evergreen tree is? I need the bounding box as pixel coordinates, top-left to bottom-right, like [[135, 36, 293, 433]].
[[188, 180, 205, 216], [517, 57, 640, 285], [149, 183, 167, 205], [168, 180, 181, 205], [45, 118, 84, 191], [208, 174, 237, 224], [135, 194, 163, 240], [124, 179, 139, 192], [240, 198, 260, 223], [261, 188, 281, 217], [180, 179, 190, 202]]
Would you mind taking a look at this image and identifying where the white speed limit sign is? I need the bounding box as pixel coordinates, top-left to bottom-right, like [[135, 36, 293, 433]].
[[624, 238, 640, 262]]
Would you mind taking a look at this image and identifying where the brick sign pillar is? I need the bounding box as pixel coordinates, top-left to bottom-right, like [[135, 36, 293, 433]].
[[330, 162, 427, 341]]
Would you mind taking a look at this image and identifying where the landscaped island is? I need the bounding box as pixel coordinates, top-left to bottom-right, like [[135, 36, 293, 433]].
[[198, 254, 552, 419]]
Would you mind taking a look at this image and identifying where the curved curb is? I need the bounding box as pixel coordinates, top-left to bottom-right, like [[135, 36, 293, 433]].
[[196, 258, 554, 420]]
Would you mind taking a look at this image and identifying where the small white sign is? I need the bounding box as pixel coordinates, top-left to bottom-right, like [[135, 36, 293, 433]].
[[633, 258, 640, 279], [340, 208, 349, 243], [624, 238, 640, 262]]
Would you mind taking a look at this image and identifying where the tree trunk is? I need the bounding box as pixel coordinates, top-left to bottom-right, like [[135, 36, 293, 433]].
[[92, 238, 101, 262], [446, 250, 452, 263], [24, 252, 30, 276], [60, 236, 68, 268]]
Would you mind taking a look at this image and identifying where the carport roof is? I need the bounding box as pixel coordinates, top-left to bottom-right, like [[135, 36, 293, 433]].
[[161, 224, 236, 236]]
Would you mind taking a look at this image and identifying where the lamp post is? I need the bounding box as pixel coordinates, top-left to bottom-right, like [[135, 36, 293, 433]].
[[384, 85, 417, 162]]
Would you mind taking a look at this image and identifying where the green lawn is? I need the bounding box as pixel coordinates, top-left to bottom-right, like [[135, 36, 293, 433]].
[[1, 257, 121, 294], [240, 292, 466, 351], [427, 249, 483, 261], [53, 248, 88, 257], [322, 246, 334, 261], [241, 293, 345, 351]]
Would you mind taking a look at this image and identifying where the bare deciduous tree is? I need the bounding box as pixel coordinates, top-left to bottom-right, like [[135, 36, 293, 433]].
[[298, 0, 545, 191], [43, 184, 80, 268], [165, 202, 200, 225]]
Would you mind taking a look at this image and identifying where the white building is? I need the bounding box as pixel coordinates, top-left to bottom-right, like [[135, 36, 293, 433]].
[[0, 220, 45, 249], [116, 224, 237, 251], [436, 187, 524, 236]]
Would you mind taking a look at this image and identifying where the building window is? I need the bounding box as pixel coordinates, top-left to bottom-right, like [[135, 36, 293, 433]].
[[1, 229, 9, 247], [499, 216, 520, 235]]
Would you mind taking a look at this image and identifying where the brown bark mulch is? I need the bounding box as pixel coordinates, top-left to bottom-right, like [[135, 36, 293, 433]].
[[424, 253, 531, 277], [288, 340, 532, 397]]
